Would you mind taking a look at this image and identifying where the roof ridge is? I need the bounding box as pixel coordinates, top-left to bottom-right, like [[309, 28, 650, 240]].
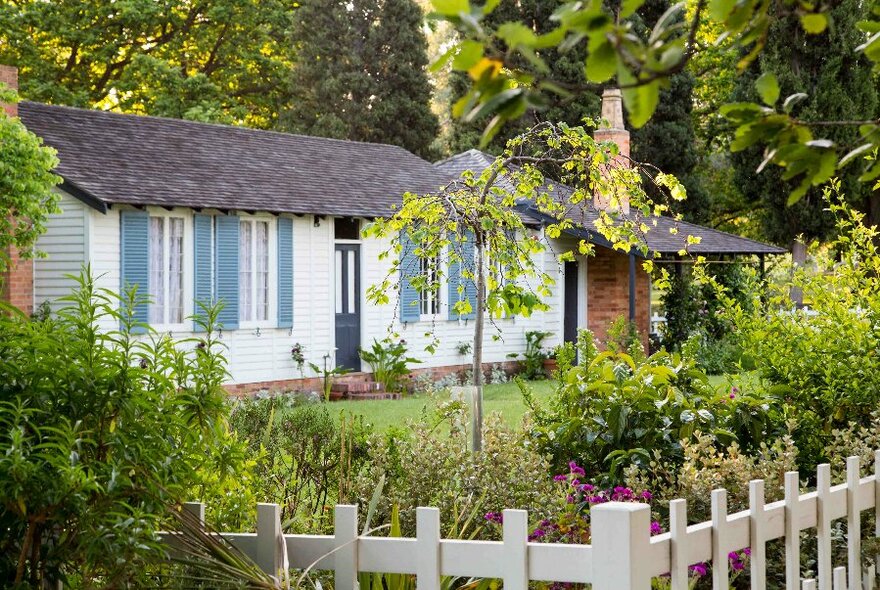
[[20, 100, 424, 156]]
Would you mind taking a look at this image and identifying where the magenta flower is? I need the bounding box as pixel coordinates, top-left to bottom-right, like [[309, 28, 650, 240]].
[[641, 490, 653, 501], [690, 563, 708, 577], [568, 461, 586, 477], [650, 521, 663, 535], [553, 474, 567, 482]]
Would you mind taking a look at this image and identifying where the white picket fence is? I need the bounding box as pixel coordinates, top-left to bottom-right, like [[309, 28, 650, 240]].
[[164, 452, 880, 590]]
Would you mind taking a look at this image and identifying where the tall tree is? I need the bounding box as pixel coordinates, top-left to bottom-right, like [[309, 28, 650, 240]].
[[281, 0, 439, 158], [0, 0, 296, 127], [730, 0, 878, 248], [442, 0, 708, 222]]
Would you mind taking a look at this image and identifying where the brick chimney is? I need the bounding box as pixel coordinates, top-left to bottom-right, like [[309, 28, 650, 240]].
[[0, 64, 18, 117], [0, 65, 34, 315], [593, 88, 631, 214]]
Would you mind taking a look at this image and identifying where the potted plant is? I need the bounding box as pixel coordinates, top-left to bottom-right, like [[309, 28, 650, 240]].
[[290, 342, 305, 378], [358, 338, 421, 394], [308, 354, 352, 402], [543, 346, 559, 374]]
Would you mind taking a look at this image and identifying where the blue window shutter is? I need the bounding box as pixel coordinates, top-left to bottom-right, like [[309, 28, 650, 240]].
[[119, 209, 149, 329], [449, 231, 477, 320], [214, 214, 239, 330], [399, 231, 420, 323], [277, 217, 293, 328], [193, 214, 213, 332]]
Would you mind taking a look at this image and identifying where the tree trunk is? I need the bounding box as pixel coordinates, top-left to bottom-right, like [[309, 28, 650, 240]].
[[471, 237, 485, 452], [790, 238, 806, 308]]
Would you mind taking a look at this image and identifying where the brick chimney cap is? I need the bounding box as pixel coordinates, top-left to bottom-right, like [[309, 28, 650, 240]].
[[598, 87, 628, 134]]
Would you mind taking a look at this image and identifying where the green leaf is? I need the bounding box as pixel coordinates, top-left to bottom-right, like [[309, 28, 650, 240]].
[[497, 22, 537, 47], [708, 0, 736, 22], [621, 78, 660, 128], [800, 13, 828, 34], [755, 72, 779, 106], [452, 40, 484, 71], [585, 41, 617, 83], [431, 0, 470, 16], [839, 143, 875, 167], [430, 45, 458, 73], [620, 0, 646, 18]]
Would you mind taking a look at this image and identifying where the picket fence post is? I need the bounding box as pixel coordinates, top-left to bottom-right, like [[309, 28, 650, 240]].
[[256, 503, 282, 578], [591, 502, 652, 590], [335, 504, 359, 590], [416, 507, 441, 590]]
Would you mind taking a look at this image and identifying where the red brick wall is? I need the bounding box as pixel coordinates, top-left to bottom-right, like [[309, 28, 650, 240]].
[[1, 64, 17, 117], [0, 66, 32, 314], [223, 361, 522, 396], [587, 246, 650, 349], [3, 246, 34, 315]]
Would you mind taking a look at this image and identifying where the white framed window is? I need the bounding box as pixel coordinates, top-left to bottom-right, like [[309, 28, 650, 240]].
[[419, 253, 442, 319], [239, 217, 274, 326], [148, 215, 186, 327]]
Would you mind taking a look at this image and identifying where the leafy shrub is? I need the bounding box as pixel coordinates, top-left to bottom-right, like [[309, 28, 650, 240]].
[[353, 404, 554, 538], [730, 187, 880, 470], [519, 330, 552, 380], [525, 330, 778, 483], [0, 272, 250, 587], [660, 261, 755, 367], [624, 432, 798, 523], [359, 338, 421, 393], [229, 397, 372, 532]]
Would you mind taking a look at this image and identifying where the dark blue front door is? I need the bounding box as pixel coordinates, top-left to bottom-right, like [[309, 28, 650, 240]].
[[335, 244, 361, 371]]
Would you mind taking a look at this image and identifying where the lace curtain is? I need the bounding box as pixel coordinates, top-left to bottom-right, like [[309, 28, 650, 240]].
[[149, 217, 164, 324], [168, 218, 184, 324], [239, 221, 253, 322]]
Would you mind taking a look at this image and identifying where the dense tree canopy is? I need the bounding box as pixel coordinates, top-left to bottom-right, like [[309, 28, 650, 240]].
[[0, 0, 296, 127], [730, 0, 879, 246], [443, 0, 708, 222], [280, 0, 439, 158], [434, 0, 880, 206]]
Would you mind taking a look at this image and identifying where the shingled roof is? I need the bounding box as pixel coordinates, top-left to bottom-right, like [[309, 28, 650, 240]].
[[19, 101, 450, 217], [436, 149, 786, 256]]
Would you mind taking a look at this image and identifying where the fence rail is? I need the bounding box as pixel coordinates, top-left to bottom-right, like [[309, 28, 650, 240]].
[[162, 452, 880, 590]]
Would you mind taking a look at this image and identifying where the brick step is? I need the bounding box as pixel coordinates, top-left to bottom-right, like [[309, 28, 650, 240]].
[[342, 391, 401, 401], [331, 380, 382, 393]]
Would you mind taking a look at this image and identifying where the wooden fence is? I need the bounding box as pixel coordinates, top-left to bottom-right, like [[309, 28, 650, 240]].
[[164, 452, 880, 590]]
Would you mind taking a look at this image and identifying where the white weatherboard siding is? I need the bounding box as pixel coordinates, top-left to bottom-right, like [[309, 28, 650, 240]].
[[42, 205, 570, 387], [33, 191, 88, 312]]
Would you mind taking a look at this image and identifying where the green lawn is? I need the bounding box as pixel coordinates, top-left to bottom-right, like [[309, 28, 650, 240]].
[[329, 379, 557, 433], [329, 374, 749, 433]]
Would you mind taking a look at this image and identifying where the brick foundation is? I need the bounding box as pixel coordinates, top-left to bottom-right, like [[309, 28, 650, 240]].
[[223, 360, 522, 396], [587, 246, 650, 349]]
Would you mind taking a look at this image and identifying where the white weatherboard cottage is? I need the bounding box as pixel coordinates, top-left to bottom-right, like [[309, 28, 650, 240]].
[[21, 102, 573, 390], [20, 95, 784, 391]]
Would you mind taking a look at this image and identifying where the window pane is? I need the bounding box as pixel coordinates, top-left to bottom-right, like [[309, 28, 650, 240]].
[[346, 250, 355, 314], [239, 221, 252, 322], [256, 221, 269, 322], [149, 217, 164, 324], [335, 249, 343, 314], [168, 218, 184, 324]]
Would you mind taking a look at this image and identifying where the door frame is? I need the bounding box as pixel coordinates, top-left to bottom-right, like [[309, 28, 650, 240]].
[[333, 242, 362, 371]]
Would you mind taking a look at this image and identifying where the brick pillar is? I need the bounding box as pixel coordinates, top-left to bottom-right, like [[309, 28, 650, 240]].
[[0, 65, 33, 315], [593, 88, 631, 215], [1, 64, 18, 117]]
